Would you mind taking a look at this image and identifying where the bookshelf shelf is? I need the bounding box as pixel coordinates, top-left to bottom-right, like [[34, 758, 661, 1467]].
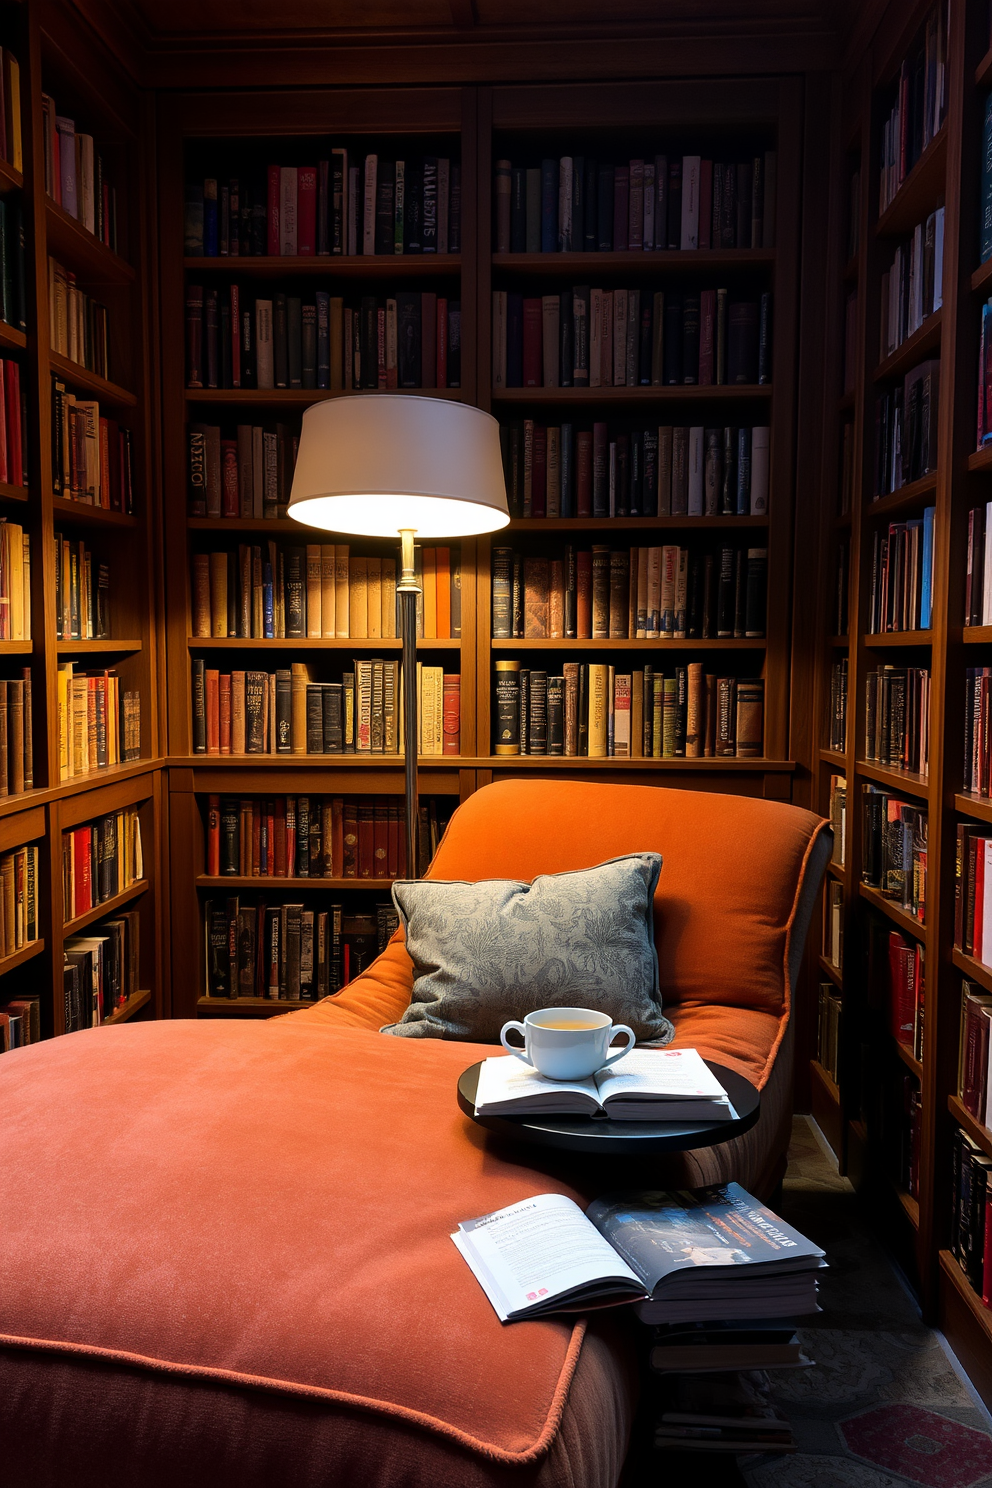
[[188, 636, 459, 651], [183, 254, 462, 278], [0, 482, 30, 504], [48, 351, 137, 409], [857, 882, 926, 943], [948, 1095, 992, 1163], [855, 760, 930, 798], [875, 126, 947, 238], [830, 635, 849, 646], [971, 257, 992, 295], [811, 1057, 841, 1104], [873, 309, 941, 383], [955, 793, 992, 824], [893, 1039, 923, 1080], [185, 387, 465, 406], [196, 876, 395, 890], [196, 996, 313, 1016], [939, 1251, 992, 1343], [50, 498, 137, 528], [961, 627, 992, 644], [0, 640, 31, 654], [0, 320, 27, 353], [968, 445, 992, 472], [491, 385, 772, 405], [505, 515, 769, 531], [43, 201, 135, 286], [56, 639, 142, 654], [0, 937, 44, 977], [63, 879, 148, 936], [102, 989, 152, 1025], [0, 158, 22, 196], [864, 474, 939, 517], [819, 746, 848, 764], [953, 947, 992, 996], [818, 954, 843, 989], [489, 638, 767, 651], [896, 1187, 921, 1229], [863, 630, 932, 647], [479, 754, 790, 770], [490, 249, 776, 274]]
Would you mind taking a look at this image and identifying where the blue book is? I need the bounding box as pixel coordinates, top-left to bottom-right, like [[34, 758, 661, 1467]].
[[560, 422, 574, 517], [920, 505, 935, 630], [540, 158, 557, 253], [263, 564, 275, 638], [982, 92, 992, 263], [315, 291, 330, 388]]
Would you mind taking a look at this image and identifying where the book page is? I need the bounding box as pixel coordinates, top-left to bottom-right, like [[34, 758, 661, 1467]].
[[452, 1193, 643, 1321], [594, 1047, 729, 1100], [473, 1056, 601, 1113]]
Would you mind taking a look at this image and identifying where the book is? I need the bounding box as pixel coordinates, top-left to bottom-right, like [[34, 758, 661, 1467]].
[[473, 1047, 735, 1122]]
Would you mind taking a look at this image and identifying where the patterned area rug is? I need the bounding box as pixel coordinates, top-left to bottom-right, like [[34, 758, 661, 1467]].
[[742, 1118, 992, 1488]]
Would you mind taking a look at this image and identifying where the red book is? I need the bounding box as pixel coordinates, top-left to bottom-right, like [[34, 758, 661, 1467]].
[[206, 794, 220, 876], [218, 673, 232, 754], [420, 292, 437, 388], [273, 797, 287, 877], [373, 802, 388, 878], [251, 803, 261, 875], [436, 297, 448, 389], [576, 429, 593, 517], [522, 298, 543, 387], [205, 669, 220, 754], [230, 283, 240, 387], [387, 803, 399, 876], [698, 159, 713, 248], [265, 803, 275, 876], [74, 827, 92, 915], [6, 360, 21, 488], [576, 549, 593, 638], [358, 801, 374, 878], [532, 424, 547, 518], [0, 358, 8, 484], [699, 289, 716, 385], [613, 165, 629, 251], [297, 167, 317, 255], [267, 165, 280, 255], [887, 931, 914, 1044], [443, 674, 460, 755]]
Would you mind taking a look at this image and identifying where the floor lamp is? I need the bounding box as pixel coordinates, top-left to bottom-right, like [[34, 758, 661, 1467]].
[[287, 394, 510, 879]]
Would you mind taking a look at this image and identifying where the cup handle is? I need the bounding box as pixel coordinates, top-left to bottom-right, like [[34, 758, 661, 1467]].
[[600, 1025, 636, 1069], [500, 1021, 533, 1066]]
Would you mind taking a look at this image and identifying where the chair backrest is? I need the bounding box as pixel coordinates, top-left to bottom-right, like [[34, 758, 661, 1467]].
[[426, 780, 830, 1017]]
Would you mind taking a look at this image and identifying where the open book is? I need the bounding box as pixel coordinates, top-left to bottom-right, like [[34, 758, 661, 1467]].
[[473, 1046, 736, 1122], [452, 1183, 824, 1323]]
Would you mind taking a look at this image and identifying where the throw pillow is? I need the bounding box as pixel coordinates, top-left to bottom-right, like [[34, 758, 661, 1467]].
[[381, 852, 674, 1045]]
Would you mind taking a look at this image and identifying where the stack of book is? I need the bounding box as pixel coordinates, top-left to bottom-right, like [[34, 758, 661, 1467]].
[[964, 667, 992, 797], [817, 983, 842, 1083], [863, 665, 930, 774], [493, 545, 766, 641], [499, 420, 769, 519], [650, 1369, 799, 1456], [494, 660, 763, 759], [866, 509, 935, 632], [41, 94, 118, 251], [0, 841, 38, 957], [0, 519, 29, 638], [877, 5, 947, 216], [957, 982, 992, 1127], [861, 785, 927, 920], [48, 257, 110, 379], [0, 994, 38, 1052], [492, 286, 771, 388], [64, 909, 140, 1030], [54, 534, 109, 641], [191, 659, 459, 758], [191, 543, 458, 640], [952, 825, 992, 966], [879, 207, 944, 360], [57, 664, 141, 779], [50, 378, 136, 512], [62, 806, 142, 921], [185, 152, 461, 258], [492, 151, 776, 253], [873, 360, 939, 497], [185, 286, 460, 391], [203, 793, 445, 880]]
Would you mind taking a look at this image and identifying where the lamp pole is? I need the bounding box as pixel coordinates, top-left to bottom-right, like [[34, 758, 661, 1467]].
[[397, 528, 420, 878]]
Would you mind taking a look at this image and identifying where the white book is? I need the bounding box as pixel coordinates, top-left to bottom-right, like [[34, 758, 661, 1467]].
[[680, 155, 701, 249], [255, 299, 274, 388], [558, 156, 573, 251], [279, 167, 298, 255], [687, 426, 704, 515], [473, 1048, 732, 1120], [347, 167, 360, 255], [933, 206, 945, 311], [542, 295, 560, 387], [363, 154, 377, 254], [751, 427, 770, 514]]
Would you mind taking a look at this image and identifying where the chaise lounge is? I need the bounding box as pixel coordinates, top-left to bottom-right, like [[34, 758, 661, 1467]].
[[0, 779, 829, 1487]]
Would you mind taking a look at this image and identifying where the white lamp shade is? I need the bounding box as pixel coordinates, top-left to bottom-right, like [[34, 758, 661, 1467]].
[[287, 394, 511, 537]]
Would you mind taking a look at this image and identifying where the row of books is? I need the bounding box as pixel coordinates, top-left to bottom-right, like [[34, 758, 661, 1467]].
[[204, 794, 429, 880], [878, 5, 947, 216], [861, 785, 927, 920], [0, 356, 26, 487], [191, 544, 459, 641], [0, 995, 38, 1052], [185, 286, 461, 391], [64, 910, 140, 1031], [500, 421, 770, 520], [873, 359, 939, 496], [190, 660, 459, 757], [817, 982, 842, 1085], [40, 95, 119, 253], [492, 286, 771, 389], [864, 665, 930, 777], [0, 520, 29, 640], [54, 535, 109, 642], [951, 1124, 992, 1306], [186, 154, 461, 258], [48, 258, 110, 380], [887, 929, 925, 1059], [0, 843, 38, 959], [954, 823, 992, 967], [62, 807, 143, 921], [879, 207, 944, 362], [828, 774, 846, 868], [204, 899, 396, 1001], [188, 420, 295, 520], [492, 545, 767, 640], [829, 660, 848, 753], [57, 664, 141, 780], [958, 982, 992, 1128], [866, 511, 935, 634], [0, 197, 26, 333], [493, 152, 776, 254], [964, 668, 992, 799], [0, 674, 33, 796], [50, 378, 136, 513], [493, 659, 763, 758]]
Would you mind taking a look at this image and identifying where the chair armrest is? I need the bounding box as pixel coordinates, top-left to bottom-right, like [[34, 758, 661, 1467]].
[[280, 930, 413, 1030]]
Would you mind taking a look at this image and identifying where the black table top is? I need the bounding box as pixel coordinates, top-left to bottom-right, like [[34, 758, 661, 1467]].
[[456, 1058, 760, 1155]]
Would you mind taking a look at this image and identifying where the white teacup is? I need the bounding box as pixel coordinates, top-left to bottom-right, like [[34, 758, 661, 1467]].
[[499, 1007, 636, 1081]]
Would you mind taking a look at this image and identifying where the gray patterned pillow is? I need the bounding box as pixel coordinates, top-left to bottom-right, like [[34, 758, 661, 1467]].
[[381, 853, 674, 1045]]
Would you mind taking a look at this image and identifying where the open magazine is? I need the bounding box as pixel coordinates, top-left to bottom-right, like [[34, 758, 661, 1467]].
[[452, 1183, 825, 1323], [473, 1047, 736, 1122]]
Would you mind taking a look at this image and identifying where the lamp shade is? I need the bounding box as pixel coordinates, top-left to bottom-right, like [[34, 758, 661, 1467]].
[[287, 394, 510, 537]]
